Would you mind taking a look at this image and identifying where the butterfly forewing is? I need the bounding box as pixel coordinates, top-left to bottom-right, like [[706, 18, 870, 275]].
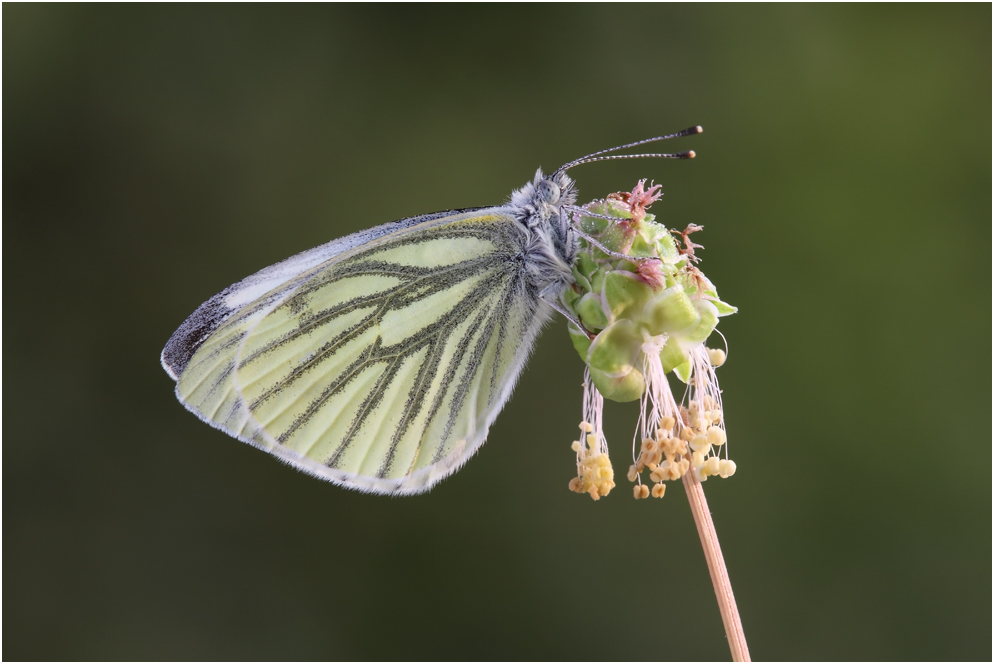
[[170, 209, 548, 494]]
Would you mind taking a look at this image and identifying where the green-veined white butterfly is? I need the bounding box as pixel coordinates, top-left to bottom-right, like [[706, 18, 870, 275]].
[[161, 128, 700, 495]]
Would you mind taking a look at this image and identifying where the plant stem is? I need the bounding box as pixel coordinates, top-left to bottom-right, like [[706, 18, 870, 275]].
[[682, 472, 751, 662]]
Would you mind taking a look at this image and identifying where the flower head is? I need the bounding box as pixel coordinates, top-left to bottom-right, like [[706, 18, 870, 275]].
[[563, 181, 738, 499]]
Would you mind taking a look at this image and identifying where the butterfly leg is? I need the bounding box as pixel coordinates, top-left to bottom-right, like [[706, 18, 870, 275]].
[[539, 283, 596, 340], [570, 226, 654, 262]]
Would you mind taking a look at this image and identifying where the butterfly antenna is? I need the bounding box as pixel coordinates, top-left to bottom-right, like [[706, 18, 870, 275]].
[[553, 125, 702, 176]]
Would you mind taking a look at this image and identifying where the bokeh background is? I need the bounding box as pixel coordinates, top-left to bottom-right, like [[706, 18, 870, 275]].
[[4, 4, 990, 661]]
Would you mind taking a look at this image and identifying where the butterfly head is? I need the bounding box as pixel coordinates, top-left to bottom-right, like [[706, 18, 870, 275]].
[[536, 178, 561, 206], [509, 168, 576, 221]]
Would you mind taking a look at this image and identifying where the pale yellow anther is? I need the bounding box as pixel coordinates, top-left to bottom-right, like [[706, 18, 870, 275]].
[[648, 462, 659, 472], [633, 484, 643, 499], [649, 470, 662, 483], [650, 450, 663, 466], [660, 415, 676, 431], [641, 438, 657, 453], [570, 441, 616, 499], [690, 435, 710, 452], [571, 440, 582, 453], [679, 458, 691, 474], [708, 348, 726, 367], [691, 451, 705, 468], [639, 484, 650, 499], [709, 409, 723, 424], [636, 460, 645, 473], [651, 483, 666, 498], [694, 465, 708, 482], [680, 428, 695, 442], [627, 465, 638, 482], [586, 434, 597, 448], [705, 456, 721, 476], [580, 421, 594, 433], [707, 425, 726, 446], [719, 459, 737, 478]]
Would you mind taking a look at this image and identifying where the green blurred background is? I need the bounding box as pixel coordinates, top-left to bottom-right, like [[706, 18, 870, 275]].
[[4, 4, 990, 661]]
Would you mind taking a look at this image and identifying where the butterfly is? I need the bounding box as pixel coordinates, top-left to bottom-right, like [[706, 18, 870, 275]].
[[161, 128, 700, 495]]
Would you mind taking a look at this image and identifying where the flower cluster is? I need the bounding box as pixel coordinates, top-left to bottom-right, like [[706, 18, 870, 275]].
[[564, 180, 737, 500]]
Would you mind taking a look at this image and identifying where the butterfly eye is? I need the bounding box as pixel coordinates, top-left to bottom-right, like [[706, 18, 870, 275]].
[[537, 179, 560, 205]]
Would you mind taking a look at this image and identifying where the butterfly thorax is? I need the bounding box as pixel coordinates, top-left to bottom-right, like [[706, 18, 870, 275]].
[[508, 169, 579, 294]]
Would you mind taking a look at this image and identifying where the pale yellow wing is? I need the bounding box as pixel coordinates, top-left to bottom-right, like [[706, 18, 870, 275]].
[[162, 208, 550, 494]]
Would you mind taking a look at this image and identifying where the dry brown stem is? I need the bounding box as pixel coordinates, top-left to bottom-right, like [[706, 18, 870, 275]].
[[682, 472, 751, 662]]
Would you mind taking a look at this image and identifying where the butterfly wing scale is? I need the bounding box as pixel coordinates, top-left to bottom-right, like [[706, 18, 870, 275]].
[[165, 208, 550, 494]]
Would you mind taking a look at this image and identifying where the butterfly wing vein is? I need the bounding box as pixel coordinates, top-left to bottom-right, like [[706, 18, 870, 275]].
[[169, 210, 549, 494]]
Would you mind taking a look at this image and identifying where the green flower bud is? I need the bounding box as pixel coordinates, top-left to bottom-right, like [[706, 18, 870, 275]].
[[587, 319, 642, 378], [680, 300, 719, 344], [704, 289, 738, 316], [628, 223, 663, 259], [562, 283, 582, 311], [614, 258, 639, 273], [642, 285, 701, 336], [571, 265, 591, 293], [659, 337, 686, 374], [603, 271, 656, 322], [597, 223, 636, 256], [575, 252, 598, 281], [589, 266, 607, 295], [589, 365, 645, 402], [576, 292, 609, 330], [714, 300, 737, 316]]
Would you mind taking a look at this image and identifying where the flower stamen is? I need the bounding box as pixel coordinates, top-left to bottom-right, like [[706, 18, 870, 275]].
[[568, 370, 616, 500]]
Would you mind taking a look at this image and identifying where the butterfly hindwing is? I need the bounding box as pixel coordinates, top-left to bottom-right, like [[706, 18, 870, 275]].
[[165, 208, 550, 494]]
